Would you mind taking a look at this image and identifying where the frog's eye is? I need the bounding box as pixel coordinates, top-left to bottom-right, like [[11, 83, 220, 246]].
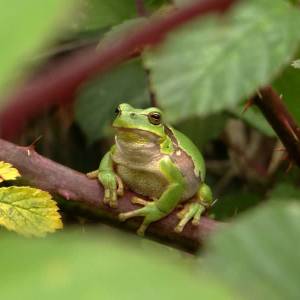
[[148, 112, 161, 125], [115, 106, 121, 116]]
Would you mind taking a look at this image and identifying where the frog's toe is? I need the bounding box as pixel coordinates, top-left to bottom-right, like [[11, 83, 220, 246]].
[[103, 188, 118, 208], [131, 196, 149, 206], [103, 189, 110, 204], [176, 205, 188, 219], [192, 208, 202, 226], [137, 222, 149, 236], [108, 190, 117, 208], [119, 207, 145, 221], [116, 175, 124, 196]]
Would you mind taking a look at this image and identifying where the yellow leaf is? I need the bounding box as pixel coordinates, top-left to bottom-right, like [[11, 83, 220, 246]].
[[0, 161, 20, 182], [0, 186, 63, 237]]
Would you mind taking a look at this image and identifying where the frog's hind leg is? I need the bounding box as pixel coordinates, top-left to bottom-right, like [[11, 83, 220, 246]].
[[175, 202, 204, 233], [174, 183, 213, 233]]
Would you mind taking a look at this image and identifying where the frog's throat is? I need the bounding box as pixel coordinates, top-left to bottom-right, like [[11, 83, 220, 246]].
[[115, 128, 174, 157]]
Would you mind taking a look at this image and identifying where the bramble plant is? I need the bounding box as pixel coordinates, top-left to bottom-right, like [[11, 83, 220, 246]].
[[1, 0, 300, 299], [0, 161, 62, 236]]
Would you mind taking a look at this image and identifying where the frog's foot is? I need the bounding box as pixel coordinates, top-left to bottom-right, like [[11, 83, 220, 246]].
[[119, 202, 165, 236], [174, 202, 205, 233], [101, 172, 124, 208]]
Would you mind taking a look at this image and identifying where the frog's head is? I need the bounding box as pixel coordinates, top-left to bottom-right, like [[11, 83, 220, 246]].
[[112, 103, 166, 140]]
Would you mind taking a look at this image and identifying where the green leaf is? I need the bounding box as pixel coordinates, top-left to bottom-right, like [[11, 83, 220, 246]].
[[0, 187, 62, 237], [144, 0, 300, 122], [205, 201, 300, 300], [230, 106, 275, 137], [268, 183, 300, 201], [0, 229, 234, 299], [273, 64, 300, 124], [75, 59, 150, 143], [0, 0, 72, 98], [176, 113, 227, 149], [99, 18, 148, 47], [71, 0, 169, 33], [211, 189, 261, 220], [72, 0, 137, 32], [0, 161, 20, 182]]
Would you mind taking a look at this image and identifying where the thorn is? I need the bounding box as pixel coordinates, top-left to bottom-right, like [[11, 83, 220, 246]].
[[28, 135, 43, 149], [211, 199, 218, 207], [242, 99, 254, 114], [256, 90, 263, 99], [58, 188, 77, 200]]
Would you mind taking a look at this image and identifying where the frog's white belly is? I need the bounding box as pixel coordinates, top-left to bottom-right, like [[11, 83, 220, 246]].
[[116, 164, 168, 199], [115, 159, 199, 201]]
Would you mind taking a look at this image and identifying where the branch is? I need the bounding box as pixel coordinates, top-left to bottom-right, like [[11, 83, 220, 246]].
[[0, 0, 236, 139], [253, 86, 300, 168], [0, 138, 220, 252]]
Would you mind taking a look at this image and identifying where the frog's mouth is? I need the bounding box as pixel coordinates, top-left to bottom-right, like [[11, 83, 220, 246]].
[[114, 127, 161, 143]]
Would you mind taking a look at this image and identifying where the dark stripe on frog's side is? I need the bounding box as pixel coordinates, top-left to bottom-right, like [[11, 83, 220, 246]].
[[164, 125, 205, 181], [161, 126, 201, 200]]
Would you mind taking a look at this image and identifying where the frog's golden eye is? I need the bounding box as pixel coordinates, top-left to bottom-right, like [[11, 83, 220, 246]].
[[148, 112, 161, 125]]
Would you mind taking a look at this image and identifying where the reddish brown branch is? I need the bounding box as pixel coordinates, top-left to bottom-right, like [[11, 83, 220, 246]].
[[0, 138, 220, 251], [253, 86, 300, 168], [0, 0, 236, 139]]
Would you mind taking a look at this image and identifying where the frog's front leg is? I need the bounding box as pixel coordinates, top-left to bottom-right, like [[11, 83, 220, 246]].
[[98, 145, 124, 208], [119, 156, 185, 236]]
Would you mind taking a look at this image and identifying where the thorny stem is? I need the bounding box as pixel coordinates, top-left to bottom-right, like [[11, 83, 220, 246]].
[[0, 0, 236, 139], [253, 86, 300, 168], [0, 138, 220, 252]]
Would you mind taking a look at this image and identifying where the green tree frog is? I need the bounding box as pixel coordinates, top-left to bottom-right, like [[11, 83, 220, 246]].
[[97, 103, 213, 235]]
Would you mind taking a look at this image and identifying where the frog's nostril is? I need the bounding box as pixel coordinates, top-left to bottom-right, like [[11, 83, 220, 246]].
[[130, 112, 136, 118]]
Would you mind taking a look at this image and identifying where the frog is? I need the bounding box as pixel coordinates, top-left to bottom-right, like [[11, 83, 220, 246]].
[[95, 103, 213, 236]]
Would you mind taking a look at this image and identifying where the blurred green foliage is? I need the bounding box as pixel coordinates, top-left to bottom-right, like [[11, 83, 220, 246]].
[[0, 0, 72, 100], [0, 229, 234, 299], [71, 0, 170, 33], [206, 201, 300, 300]]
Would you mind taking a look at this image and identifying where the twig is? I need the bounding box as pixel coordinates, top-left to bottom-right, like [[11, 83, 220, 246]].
[[0, 138, 221, 252], [0, 0, 236, 139], [253, 86, 300, 168]]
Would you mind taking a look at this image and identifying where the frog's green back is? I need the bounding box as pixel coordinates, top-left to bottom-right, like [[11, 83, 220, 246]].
[[171, 128, 206, 181]]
